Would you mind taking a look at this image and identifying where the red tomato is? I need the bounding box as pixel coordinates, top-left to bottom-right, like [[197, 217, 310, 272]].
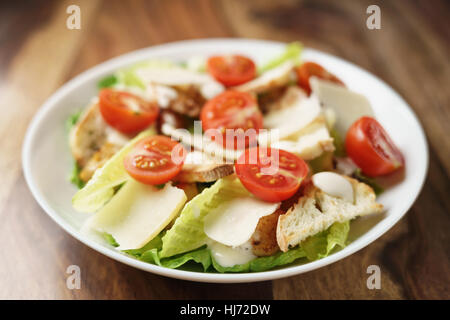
[[200, 90, 263, 149], [99, 89, 159, 134], [296, 62, 344, 95], [124, 136, 187, 185], [345, 117, 404, 177], [207, 55, 256, 87], [235, 148, 309, 202]]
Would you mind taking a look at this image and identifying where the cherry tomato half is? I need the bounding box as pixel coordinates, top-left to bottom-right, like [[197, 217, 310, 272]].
[[99, 89, 159, 134], [235, 148, 309, 202], [207, 55, 256, 87], [200, 90, 263, 149], [124, 136, 187, 185], [345, 117, 404, 177], [296, 62, 345, 95]]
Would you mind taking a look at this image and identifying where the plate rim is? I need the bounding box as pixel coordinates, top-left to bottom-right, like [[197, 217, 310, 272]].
[[22, 38, 429, 283]]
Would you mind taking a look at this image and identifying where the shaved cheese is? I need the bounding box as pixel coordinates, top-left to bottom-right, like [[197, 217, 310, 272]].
[[136, 67, 224, 100], [264, 86, 308, 112], [204, 197, 280, 247], [161, 123, 241, 162], [271, 124, 334, 160], [234, 60, 295, 93], [85, 180, 187, 250], [137, 67, 213, 86], [260, 94, 322, 143], [312, 172, 354, 203], [310, 77, 375, 137]]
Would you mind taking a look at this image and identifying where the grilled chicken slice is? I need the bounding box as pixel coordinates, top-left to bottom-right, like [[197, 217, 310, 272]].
[[69, 102, 130, 182], [175, 151, 234, 183], [250, 209, 284, 257]]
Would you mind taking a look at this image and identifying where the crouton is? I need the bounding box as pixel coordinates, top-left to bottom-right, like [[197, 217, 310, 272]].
[[276, 176, 383, 252]]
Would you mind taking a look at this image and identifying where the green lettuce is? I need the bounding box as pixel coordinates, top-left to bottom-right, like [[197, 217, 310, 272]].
[[330, 128, 346, 157], [159, 176, 250, 258], [103, 232, 119, 247], [98, 74, 118, 89], [66, 110, 83, 131], [211, 222, 348, 272], [308, 151, 334, 174], [301, 221, 349, 260], [69, 162, 85, 189], [258, 42, 303, 74], [211, 245, 307, 273], [141, 247, 212, 272], [353, 169, 384, 196], [123, 233, 163, 258], [115, 221, 349, 273], [66, 110, 85, 189]]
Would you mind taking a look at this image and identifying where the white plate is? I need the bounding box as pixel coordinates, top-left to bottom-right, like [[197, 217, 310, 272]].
[[22, 39, 428, 283]]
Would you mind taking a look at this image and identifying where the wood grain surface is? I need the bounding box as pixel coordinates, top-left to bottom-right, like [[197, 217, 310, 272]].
[[0, 0, 449, 300]]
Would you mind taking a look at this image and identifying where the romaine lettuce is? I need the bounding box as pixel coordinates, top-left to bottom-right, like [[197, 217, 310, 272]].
[[353, 169, 384, 196], [301, 221, 349, 260], [66, 110, 86, 189], [118, 220, 349, 273], [159, 176, 250, 258], [258, 42, 303, 74]]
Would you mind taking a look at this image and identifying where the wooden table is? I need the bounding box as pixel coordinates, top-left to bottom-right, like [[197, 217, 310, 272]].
[[0, 0, 448, 299]]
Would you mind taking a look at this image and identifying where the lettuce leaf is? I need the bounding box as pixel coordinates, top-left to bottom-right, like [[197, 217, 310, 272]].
[[211, 222, 347, 273], [353, 169, 384, 196], [258, 42, 303, 74], [140, 246, 212, 272], [308, 151, 334, 174], [249, 246, 306, 272], [69, 160, 85, 189], [66, 110, 83, 131], [211, 245, 307, 273], [103, 232, 119, 247], [66, 110, 85, 189], [123, 233, 163, 257], [330, 128, 346, 157], [121, 221, 348, 273], [301, 221, 349, 261], [159, 176, 250, 258], [98, 74, 118, 89]]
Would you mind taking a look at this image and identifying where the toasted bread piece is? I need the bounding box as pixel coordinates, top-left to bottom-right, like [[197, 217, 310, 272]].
[[69, 102, 107, 167], [276, 176, 383, 252]]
